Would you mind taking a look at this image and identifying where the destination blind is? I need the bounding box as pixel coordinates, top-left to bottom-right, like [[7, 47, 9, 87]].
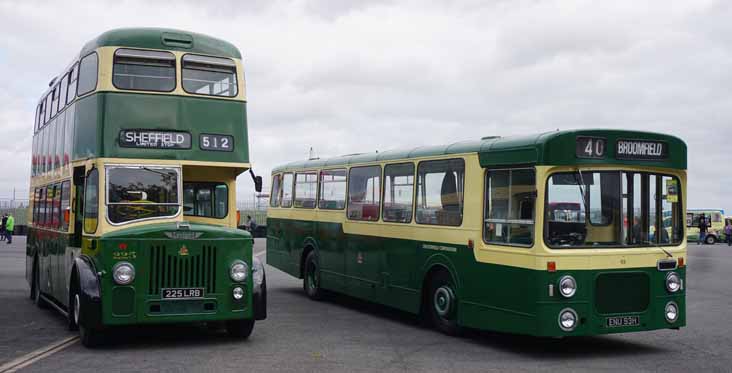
[[615, 139, 668, 161], [119, 130, 192, 149]]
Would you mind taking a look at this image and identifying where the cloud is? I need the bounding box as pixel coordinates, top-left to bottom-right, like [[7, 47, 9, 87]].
[[0, 0, 730, 214]]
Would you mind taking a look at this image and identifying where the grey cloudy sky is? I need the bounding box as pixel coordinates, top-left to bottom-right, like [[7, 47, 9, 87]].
[[0, 0, 730, 212]]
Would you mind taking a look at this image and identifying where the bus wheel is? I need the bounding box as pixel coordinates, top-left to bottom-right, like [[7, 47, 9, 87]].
[[226, 319, 255, 339], [303, 251, 324, 300], [427, 270, 461, 336], [32, 262, 48, 309], [706, 235, 717, 245], [73, 281, 102, 347]]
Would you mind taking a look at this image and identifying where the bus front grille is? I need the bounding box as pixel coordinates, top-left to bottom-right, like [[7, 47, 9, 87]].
[[594, 272, 650, 314], [148, 245, 218, 295]]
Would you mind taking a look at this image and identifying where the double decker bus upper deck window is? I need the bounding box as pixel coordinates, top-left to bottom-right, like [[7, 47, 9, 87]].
[[106, 166, 180, 224], [77, 53, 98, 96], [545, 170, 682, 248], [182, 54, 238, 97], [113, 49, 176, 92]]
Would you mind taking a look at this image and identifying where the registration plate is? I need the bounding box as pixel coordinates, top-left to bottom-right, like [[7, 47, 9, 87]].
[[162, 288, 204, 299], [606, 316, 640, 328]]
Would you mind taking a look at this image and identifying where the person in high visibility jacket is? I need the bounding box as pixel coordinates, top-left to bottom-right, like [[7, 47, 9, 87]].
[[5, 213, 14, 244]]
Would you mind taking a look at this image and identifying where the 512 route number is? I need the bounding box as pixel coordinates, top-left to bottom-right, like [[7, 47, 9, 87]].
[[576, 136, 607, 159], [200, 134, 234, 152]]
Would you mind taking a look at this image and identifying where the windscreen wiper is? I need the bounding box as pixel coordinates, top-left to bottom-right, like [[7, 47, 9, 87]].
[[643, 240, 673, 258]]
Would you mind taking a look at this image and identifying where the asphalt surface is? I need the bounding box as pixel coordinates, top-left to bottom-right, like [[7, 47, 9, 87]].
[[2, 237, 732, 372]]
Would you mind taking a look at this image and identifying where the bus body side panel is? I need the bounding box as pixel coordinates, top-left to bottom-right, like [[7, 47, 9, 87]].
[[26, 227, 73, 309], [457, 258, 539, 335], [381, 236, 420, 313], [317, 220, 347, 293], [290, 216, 316, 276], [266, 217, 293, 277]]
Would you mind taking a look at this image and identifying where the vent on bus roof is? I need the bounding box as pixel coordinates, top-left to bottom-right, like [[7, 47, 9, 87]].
[[481, 136, 501, 140], [161, 32, 193, 49]]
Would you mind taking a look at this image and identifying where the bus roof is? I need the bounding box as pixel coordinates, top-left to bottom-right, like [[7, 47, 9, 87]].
[[272, 129, 687, 173], [80, 28, 242, 59]]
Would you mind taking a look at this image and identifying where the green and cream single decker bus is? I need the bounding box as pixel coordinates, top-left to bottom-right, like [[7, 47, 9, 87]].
[[686, 209, 724, 244], [27, 28, 266, 347], [267, 130, 686, 337]]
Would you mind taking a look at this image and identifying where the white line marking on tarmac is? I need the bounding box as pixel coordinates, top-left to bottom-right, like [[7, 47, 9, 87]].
[[255, 250, 266, 258], [0, 336, 79, 373]]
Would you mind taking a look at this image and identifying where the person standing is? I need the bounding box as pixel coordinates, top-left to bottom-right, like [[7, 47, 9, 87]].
[[5, 213, 14, 244], [726, 221, 732, 246], [698, 215, 708, 245], [245, 215, 257, 233], [0, 214, 7, 242]]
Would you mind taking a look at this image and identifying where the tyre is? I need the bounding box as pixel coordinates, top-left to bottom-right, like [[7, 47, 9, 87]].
[[32, 261, 48, 309], [79, 323, 103, 348], [73, 278, 103, 348], [705, 235, 717, 245], [426, 270, 461, 336], [226, 319, 255, 339], [303, 251, 325, 300]]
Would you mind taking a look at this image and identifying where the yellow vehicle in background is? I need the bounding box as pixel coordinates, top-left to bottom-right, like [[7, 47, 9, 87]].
[[687, 209, 724, 244]]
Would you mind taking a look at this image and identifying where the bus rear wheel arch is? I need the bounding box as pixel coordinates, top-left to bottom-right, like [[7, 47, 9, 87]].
[[423, 267, 461, 336]]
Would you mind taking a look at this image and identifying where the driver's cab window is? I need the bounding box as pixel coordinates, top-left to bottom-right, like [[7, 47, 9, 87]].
[[485, 168, 535, 246], [183, 182, 228, 218]]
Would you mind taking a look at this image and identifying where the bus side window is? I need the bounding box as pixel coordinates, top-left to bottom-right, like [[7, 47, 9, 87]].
[[347, 166, 381, 221], [84, 169, 99, 234], [294, 172, 317, 209], [281, 173, 294, 208], [270, 174, 281, 207], [485, 168, 536, 246], [382, 163, 414, 223], [45, 185, 55, 228], [61, 180, 71, 231], [416, 159, 464, 226], [77, 53, 98, 96], [319, 169, 346, 210]]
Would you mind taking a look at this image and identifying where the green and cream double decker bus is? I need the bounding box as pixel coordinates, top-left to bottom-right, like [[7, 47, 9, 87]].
[[27, 28, 266, 347], [267, 130, 686, 337]]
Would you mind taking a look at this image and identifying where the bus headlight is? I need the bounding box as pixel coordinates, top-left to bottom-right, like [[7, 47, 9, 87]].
[[665, 301, 679, 323], [666, 272, 681, 293], [558, 308, 578, 332], [230, 261, 248, 282], [558, 275, 577, 298], [112, 262, 135, 285], [252, 257, 264, 287]]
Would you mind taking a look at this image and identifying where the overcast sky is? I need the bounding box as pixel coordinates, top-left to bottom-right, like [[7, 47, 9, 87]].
[[1, 0, 730, 213]]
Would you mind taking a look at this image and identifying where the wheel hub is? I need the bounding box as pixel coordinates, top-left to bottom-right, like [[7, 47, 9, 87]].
[[74, 294, 81, 325], [434, 286, 454, 317]]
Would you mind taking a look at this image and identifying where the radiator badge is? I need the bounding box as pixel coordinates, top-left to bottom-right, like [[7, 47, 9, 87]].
[[179, 246, 189, 256]]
